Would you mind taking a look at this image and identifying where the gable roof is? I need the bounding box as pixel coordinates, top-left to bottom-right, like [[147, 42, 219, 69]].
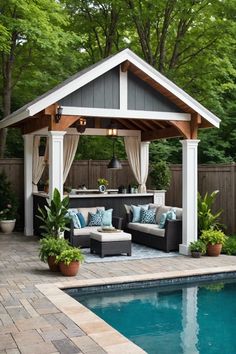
[[0, 48, 220, 129]]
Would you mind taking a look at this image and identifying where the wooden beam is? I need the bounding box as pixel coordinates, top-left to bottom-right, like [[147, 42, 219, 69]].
[[121, 60, 130, 72], [94, 117, 101, 128], [142, 127, 181, 141], [21, 114, 50, 135], [169, 120, 191, 139], [191, 113, 200, 139], [129, 119, 148, 131], [49, 115, 81, 131], [116, 118, 137, 130]]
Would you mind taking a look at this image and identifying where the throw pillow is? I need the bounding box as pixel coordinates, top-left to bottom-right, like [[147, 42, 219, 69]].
[[101, 209, 113, 226], [166, 208, 176, 221], [77, 212, 86, 228], [140, 209, 156, 224], [159, 212, 167, 229], [88, 210, 103, 226], [131, 204, 149, 223], [67, 209, 81, 229]]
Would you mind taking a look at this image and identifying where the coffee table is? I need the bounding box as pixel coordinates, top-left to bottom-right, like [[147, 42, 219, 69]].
[[90, 230, 132, 258]]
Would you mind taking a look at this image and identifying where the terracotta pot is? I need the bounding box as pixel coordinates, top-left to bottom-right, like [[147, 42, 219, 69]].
[[0, 219, 16, 234], [191, 251, 201, 258], [59, 261, 80, 276], [47, 256, 60, 272], [207, 243, 222, 257]]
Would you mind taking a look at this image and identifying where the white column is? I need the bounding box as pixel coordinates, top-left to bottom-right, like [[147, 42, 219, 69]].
[[23, 134, 34, 236], [140, 141, 150, 193], [179, 139, 199, 255], [48, 131, 66, 199], [180, 287, 199, 353]]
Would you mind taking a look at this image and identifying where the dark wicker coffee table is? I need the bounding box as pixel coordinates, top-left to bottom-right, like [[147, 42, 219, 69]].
[[90, 230, 132, 258]]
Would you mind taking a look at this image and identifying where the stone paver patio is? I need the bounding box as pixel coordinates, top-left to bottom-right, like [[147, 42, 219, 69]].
[[1, 232, 236, 353]]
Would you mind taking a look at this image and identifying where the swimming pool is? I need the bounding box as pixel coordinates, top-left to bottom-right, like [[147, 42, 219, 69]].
[[67, 274, 236, 354]]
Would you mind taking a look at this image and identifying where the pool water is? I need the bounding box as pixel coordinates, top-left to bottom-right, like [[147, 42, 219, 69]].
[[71, 279, 236, 354]]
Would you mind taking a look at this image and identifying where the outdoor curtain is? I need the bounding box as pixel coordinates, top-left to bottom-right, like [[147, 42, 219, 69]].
[[32, 136, 48, 192], [124, 136, 149, 193], [63, 134, 80, 183]]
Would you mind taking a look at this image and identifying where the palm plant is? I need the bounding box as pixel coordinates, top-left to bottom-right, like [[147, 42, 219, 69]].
[[198, 190, 223, 233]]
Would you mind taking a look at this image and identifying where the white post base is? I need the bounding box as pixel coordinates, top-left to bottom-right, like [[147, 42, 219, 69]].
[[179, 244, 191, 256]]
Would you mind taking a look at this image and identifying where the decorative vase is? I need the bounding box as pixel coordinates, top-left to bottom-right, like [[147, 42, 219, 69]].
[[98, 185, 106, 193], [0, 219, 16, 234], [207, 243, 222, 257], [47, 256, 60, 272], [191, 251, 201, 258], [59, 261, 80, 276]]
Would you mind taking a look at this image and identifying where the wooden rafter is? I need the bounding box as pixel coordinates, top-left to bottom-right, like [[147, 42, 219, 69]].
[[116, 118, 137, 130], [121, 60, 130, 72], [142, 127, 181, 141], [169, 120, 191, 139], [129, 119, 148, 131]]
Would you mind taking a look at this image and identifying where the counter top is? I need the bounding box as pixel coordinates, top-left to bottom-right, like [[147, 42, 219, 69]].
[[33, 192, 154, 198]]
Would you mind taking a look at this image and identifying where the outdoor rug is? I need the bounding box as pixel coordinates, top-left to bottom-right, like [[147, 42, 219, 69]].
[[84, 243, 179, 263]]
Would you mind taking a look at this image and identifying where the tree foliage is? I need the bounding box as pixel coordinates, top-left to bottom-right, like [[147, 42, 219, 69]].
[[0, 0, 236, 163]]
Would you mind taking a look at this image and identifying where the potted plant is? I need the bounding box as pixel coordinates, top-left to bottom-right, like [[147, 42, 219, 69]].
[[56, 246, 84, 276], [189, 240, 206, 258], [39, 237, 69, 271], [97, 178, 109, 193], [149, 160, 171, 190], [200, 229, 227, 256], [0, 171, 18, 234], [37, 188, 71, 270]]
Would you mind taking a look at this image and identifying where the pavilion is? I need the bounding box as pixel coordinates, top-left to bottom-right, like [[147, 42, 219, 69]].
[[0, 49, 220, 255]]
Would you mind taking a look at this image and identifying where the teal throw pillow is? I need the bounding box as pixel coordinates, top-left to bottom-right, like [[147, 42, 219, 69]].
[[166, 208, 176, 221], [101, 209, 113, 226], [159, 212, 167, 229], [67, 209, 81, 229], [77, 212, 86, 228], [140, 209, 156, 224], [88, 210, 103, 226], [131, 204, 149, 223]]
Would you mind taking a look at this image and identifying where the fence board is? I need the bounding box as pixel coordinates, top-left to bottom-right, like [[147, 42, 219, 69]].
[[0, 159, 235, 234]]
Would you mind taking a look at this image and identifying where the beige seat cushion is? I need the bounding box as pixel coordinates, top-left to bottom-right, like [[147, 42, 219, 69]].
[[73, 226, 99, 236], [128, 222, 165, 237], [78, 206, 105, 225], [90, 231, 132, 242]]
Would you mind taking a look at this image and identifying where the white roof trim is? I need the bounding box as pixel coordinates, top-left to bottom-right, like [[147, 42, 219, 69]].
[[0, 48, 220, 129]]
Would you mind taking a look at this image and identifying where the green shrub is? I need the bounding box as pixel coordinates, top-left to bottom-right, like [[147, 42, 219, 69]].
[[0, 171, 18, 220], [222, 236, 236, 255], [189, 240, 206, 254], [39, 237, 70, 262], [149, 161, 171, 190], [200, 229, 227, 245], [56, 247, 84, 265]]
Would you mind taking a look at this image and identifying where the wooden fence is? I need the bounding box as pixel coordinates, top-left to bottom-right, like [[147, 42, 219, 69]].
[[0, 159, 235, 234]]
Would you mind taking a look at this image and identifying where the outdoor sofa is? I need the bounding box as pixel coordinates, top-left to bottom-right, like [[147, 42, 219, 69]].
[[65, 206, 123, 248], [125, 204, 182, 252]]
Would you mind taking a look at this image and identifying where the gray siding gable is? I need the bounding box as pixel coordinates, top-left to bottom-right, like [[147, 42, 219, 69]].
[[59, 67, 119, 109], [128, 72, 183, 112]]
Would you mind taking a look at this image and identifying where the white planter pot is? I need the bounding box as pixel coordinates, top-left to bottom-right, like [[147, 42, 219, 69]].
[[0, 219, 16, 234]]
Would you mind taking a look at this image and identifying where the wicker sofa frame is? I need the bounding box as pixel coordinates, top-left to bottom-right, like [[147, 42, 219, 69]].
[[125, 214, 182, 252]]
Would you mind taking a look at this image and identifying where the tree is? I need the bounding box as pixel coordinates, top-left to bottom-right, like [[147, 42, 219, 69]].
[[0, 0, 78, 157]]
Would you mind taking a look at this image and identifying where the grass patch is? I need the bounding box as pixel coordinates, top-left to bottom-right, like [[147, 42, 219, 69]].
[[222, 236, 236, 255]]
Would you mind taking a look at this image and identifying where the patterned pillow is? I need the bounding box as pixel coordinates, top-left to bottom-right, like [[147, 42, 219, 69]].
[[131, 204, 149, 223], [140, 209, 156, 224], [88, 210, 103, 226], [166, 208, 176, 221]]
